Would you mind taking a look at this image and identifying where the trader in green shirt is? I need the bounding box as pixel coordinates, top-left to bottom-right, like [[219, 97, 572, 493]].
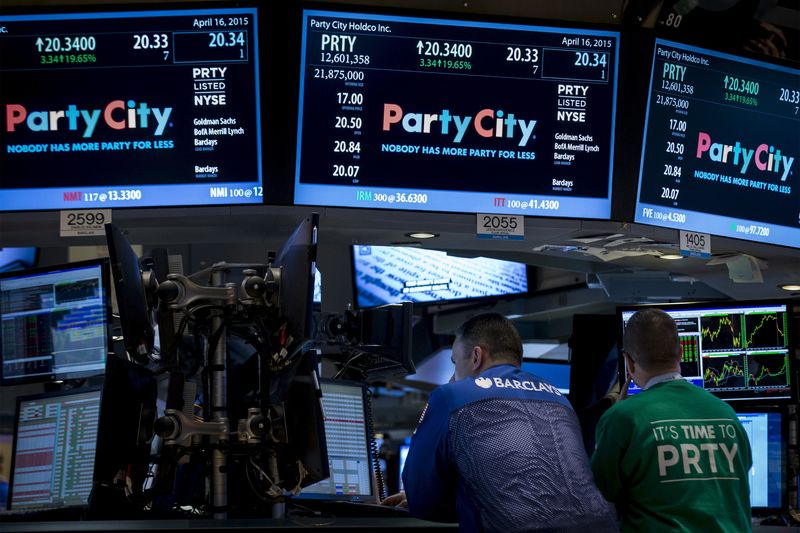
[[591, 308, 752, 532]]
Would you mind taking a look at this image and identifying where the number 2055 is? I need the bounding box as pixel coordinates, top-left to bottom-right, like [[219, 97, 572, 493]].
[[482, 215, 518, 230]]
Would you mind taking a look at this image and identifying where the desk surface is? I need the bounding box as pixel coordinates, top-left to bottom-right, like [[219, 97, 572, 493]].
[[2, 518, 799, 532], [0, 517, 457, 532]]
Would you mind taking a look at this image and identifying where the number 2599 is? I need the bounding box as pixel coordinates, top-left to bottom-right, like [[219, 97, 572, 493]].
[[67, 212, 105, 226]]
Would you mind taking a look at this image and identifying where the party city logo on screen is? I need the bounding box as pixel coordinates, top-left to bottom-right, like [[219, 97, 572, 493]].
[[383, 103, 537, 147], [5, 100, 173, 138], [696, 131, 794, 181]]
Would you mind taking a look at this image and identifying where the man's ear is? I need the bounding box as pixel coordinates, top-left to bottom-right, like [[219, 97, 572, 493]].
[[472, 346, 484, 372], [624, 351, 635, 375]]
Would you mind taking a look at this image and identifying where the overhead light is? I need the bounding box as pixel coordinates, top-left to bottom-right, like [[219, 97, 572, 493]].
[[406, 232, 438, 239], [659, 254, 684, 260], [779, 284, 800, 292]]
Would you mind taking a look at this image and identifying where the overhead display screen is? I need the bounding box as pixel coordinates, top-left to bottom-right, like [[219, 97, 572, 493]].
[[0, 7, 263, 211], [295, 10, 619, 218], [635, 39, 799, 248], [352, 245, 528, 308]]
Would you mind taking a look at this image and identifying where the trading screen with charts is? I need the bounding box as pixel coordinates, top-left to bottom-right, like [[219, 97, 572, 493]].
[[1, 261, 109, 383], [736, 411, 785, 509], [299, 381, 374, 500], [622, 303, 792, 401], [9, 389, 102, 511]]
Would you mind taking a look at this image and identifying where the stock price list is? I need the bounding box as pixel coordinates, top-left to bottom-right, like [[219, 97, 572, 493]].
[[295, 11, 619, 217], [635, 39, 800, 248], [0, 13, 252, 70]]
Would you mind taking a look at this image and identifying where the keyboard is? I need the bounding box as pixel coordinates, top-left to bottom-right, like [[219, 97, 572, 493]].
[[0, 506, 85, 522], [296, 499, 411, 518]]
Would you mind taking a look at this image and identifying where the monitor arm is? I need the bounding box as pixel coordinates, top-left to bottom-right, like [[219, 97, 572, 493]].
[[147, 266, 275, 520], [155, 267, 276, 311], [155, 408, 228, 445]]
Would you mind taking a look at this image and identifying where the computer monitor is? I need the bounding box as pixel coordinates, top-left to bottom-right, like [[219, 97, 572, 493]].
[[0, 248, 37, 273], [619, 301, 794, 402], [0, 259, 111, 384], [313, 268, 322, 305], [294, 10, 620, 220], [298, 380, 375, 501], [352, 245, 529, 308], [398, 441, 410, 491], [8, 388, 102, 511], [734, 408, 786, 511], [0, 6, 263, 211], [521, 359, 571, 395], [274, 214, 319, 342], [633, 38, 799, 249], [105, 224, 154, 363], [90, 355, 157, 516]]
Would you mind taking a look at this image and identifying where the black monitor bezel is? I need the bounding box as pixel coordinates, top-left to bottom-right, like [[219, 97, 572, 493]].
[[0, 258, 112, 385], [274, 213, 319, 342], [7, 386, 104, 511], [616, 299, 796, 403], [349, 244, 532, 310], [0, 1, 267, 213], [89, 355, 158, 515], [629, 36, 800, 251], [291, 2, 623, 221], [730, 403, 789, 514], [104, 224, 154, 363], [294, 378, 376, 502], [0, 246, 39, 273], [520, 356, 572, 395]]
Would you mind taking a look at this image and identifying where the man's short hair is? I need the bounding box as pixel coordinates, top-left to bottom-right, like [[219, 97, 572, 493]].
[[623, 308, 681, 372], [455, 313, 523, 365]]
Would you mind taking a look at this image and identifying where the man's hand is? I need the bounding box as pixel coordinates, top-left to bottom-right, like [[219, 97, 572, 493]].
[[381, 490, 407, 508]]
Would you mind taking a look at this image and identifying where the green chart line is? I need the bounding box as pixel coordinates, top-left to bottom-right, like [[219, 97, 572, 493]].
[[749, 358, 788, 386], [745, 314, 784, 348], [701, 316, 742, 348], [704, 359, 744, 387]]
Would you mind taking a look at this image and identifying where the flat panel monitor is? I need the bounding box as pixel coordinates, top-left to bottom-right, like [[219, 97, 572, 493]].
[[0, 259, 111, 384], [105, 224, 153, 363], [8, 388, 102, 511], [298, 380, 375, 501], [0, 6, 263, 210], [0, 248, 37, 273], [89, 355, 157, 515], [735, 409, 785, 511], [352, 245, 528, 308], [295, 10, 619, 218], [313, 268, 322, 304], [398, 442, 409, 491], [634, 38, 799, 248], [619, 301, 793, 402], [521, 359, 571, 395], [274, 213, 319, 342]]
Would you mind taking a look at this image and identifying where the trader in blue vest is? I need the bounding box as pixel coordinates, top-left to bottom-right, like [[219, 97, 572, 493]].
[[386, 313, 617, 532]]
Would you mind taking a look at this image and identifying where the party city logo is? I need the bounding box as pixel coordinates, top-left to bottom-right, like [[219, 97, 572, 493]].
[[383, 103, 537, 147], [696, 131, 794, 181], [5, 100, 173, 138]]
